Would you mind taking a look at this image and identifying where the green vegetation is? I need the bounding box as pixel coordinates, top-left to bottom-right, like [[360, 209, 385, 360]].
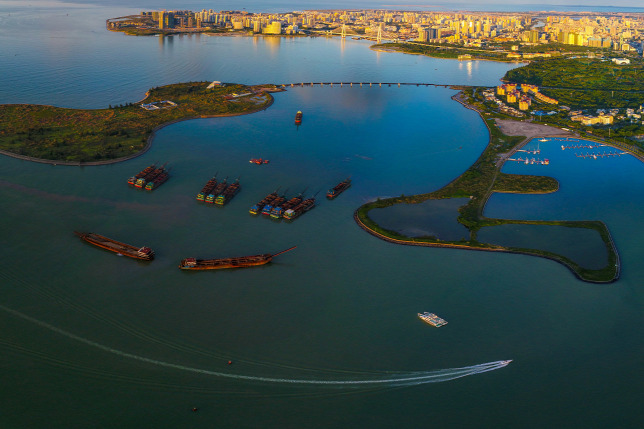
[[0, 82, 276, 162], [373, 42, 514, 62], [504, 56, 644, 109], [356, 97, 619, 283]]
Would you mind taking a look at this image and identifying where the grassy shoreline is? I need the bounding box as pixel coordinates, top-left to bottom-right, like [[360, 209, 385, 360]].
[[0, 82, 279, 165]]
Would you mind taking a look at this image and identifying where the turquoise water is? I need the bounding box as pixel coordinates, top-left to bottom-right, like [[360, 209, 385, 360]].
[[368, 198, 470, 240], [478, 223, 608, 269], [1, 5, 644, 429]]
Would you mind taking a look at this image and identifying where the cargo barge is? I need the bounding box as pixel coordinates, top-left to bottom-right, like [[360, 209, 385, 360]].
[[250, 189, 280, 215], [179, 246, 296, 270], [197, 175, 218, 201], [270, 193, 303, 219], [418, 312, 447, 327], [128, 163, 156, 185], [214, 178, 240, 205], [262, 194, 286, 216], [327, 178, 351, 199], [145, 170, 169, 191], [206, 177, 228, 203], [74, 231, 154, 261], [283, 196, 316, 220]]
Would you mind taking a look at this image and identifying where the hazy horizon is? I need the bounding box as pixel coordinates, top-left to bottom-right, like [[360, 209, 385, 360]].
[[2, 0, 644, 12]]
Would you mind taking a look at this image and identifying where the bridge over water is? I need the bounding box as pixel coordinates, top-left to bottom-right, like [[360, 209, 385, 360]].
[[279, 82, 455, 88]]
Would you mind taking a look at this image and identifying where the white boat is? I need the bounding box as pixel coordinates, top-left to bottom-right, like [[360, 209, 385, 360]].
[[418, 312, 448, 327]]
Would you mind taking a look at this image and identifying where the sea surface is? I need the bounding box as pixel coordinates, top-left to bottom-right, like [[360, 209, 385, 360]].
[[1, 3, 643, 429]]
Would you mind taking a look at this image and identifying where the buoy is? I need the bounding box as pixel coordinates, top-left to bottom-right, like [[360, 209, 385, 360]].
[[192, 407, 198, 412], [228, 360, 232, 365]]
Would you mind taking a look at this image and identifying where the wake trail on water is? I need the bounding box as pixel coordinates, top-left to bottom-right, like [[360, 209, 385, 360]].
[[0, 303, 511, 387]]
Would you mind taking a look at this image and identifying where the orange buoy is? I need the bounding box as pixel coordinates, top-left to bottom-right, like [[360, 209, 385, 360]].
[[227, 360, 233, 365]]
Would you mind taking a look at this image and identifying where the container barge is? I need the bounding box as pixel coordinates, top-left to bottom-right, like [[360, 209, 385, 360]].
[[179, 246, 296, 270], [74, 231, 154, 261], [327, 178, 351, 199]]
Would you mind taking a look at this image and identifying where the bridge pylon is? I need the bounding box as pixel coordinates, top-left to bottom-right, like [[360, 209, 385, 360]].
[[341, 24, 346, 39], [377, 27, 382, 44]]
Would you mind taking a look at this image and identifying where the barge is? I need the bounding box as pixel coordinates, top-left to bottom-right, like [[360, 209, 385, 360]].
[[74, 231, 154, 261], [283, 197, 316, 220], [327, 178, 351, 199], [179, 246, 296, 270], [250, 189, 280, 215], [197, 175, 218, 201], [128, 163, 156, 185], [214, 178, 240, 205]]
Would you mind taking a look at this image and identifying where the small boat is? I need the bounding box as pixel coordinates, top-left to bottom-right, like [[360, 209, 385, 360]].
[[179, 246, 296, 270], [74, 231, 154, 261], [418, 312, 447, 327], [295, 110, 303, 124], [249, 158, 270, 164], [326, 178, 351, 199]]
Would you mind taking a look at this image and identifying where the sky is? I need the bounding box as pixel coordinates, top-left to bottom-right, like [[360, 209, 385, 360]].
[[1, 0, 643, 12]]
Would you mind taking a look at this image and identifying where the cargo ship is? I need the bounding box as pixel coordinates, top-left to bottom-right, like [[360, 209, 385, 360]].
[[295, 110, 303, 124], [270, 193, 303, 219], [418, 312, 447, 327], [327, 178, 351, 199], [197, 175, 218, 201], [206, 177, 228, 203], [74, 231, 154, 261], [262, 194, 286, 216], [214, 178, 240, 205], [179, 246, 296, 270], [128, 163, 156, 185], [283, 196, 316, 220], [250, 189, 280, 215], [250, 158, 270, 164], [145, 170, 169, 191], [135, 163, 167, 188]]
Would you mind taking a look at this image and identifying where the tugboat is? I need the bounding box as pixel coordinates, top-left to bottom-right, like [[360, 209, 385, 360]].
[[74, 231, 154, 261], [295, 110, 303, 124], [326, 178, 351, 199], [249, 158, 270, 165], [179, 246, 296, 270]]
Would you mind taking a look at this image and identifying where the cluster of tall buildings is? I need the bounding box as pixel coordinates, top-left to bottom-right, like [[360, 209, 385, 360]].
[[137, 9, 644, 53]]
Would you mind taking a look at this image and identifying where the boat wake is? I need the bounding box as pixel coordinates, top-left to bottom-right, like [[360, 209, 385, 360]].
[[0, 303, 511, 387]]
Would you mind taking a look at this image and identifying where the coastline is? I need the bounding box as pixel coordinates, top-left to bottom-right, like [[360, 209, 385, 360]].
[[0, 88, 275, 166], [354, 89, 621, 283]]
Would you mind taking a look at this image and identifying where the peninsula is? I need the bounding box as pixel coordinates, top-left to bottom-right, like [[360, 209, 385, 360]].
[[0, 82, 279, 164]]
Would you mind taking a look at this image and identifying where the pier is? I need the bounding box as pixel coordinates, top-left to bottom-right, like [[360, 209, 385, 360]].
[[574, 151, 627, 159], [562, 143, 605, 150], [506, 157, 550, 165]]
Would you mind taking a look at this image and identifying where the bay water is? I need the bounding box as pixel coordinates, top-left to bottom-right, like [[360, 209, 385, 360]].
[[0, 3, 643, 428]]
